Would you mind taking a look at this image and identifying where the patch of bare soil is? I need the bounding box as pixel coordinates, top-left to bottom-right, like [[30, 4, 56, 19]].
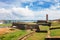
[[0, 28, 15, 35]]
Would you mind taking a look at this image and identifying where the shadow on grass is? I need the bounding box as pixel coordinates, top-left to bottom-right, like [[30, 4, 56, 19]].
[[36, 30, 47, 33], [45, 38, 60, 40], [50, 27, 60, 30]]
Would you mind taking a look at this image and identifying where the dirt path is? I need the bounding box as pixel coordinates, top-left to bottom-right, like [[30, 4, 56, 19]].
[[19, 31, 35, 40]]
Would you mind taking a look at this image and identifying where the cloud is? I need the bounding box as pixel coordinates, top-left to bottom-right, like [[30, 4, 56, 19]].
[[35, 7, 60, 20], [12, 6, 34, 17], [18, 0, 37, 2], [0, 6, 35, 20], [0, 0, 60, 20], [0, 8, 11, 14], [0, 2, 15, 9], [12, 6, 35, 20], [0, 8, 19, 20]]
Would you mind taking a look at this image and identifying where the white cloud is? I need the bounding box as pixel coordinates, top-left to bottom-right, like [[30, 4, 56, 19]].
[[0, 4, 60, 20], [0, 6, 35, 20], [12, 6, 34, 17], [0, 0, 60, 20], [0, 8, 19, 20], [39, 1, 44, 5], [0, 8, 11, 14], [35, 7, 60, 20], [0, 2, 15, 8], [19, 0, 37, 2], [54, 0, 60, 3]]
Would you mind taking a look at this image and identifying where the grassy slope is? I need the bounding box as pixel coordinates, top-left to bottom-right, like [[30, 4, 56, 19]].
[[0, 30, 27, 40], [50, 22, 60, 36], [51, 22, 60, 28], [26, 33, 47, 40], [39, 25, 49, 30], [0, 22, 60, 40], [50, 29, 60, 36], [26, 26, 48, 40]]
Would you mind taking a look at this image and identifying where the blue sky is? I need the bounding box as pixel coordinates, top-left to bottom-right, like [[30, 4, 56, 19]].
[[0, 0, 60, 20]]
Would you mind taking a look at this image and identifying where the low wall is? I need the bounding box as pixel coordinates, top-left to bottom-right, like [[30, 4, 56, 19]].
[[45, 38, 60, 40]]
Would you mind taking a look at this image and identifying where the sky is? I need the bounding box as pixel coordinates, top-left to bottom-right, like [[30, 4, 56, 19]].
[[0, 0, 60, 20]]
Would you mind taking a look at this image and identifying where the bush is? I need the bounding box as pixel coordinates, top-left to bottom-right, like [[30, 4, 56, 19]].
[[9, 28, 15, 31]]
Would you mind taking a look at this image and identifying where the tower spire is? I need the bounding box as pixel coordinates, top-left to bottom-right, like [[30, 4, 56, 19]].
[[46, 14, 48, 22]]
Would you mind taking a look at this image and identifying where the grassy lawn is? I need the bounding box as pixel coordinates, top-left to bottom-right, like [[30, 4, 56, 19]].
[[0, 24, 12, 27], [50, 26, 60, 28], [51, 22, 60, 27], [50, 22, 60, 36], [39, 25, 49, 31], [0, 30, 27, 40], [26, 33, 47, 40], [50, 29, 60, 36], [0, 22, 60, 40], [26, 26, 48, 40]]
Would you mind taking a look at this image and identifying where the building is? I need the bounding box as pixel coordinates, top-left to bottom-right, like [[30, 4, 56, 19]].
[[0, 20, 5, 24]]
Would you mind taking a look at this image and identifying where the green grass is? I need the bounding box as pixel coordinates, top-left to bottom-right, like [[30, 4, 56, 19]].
[[50, 21, 60, 28], [0, 30, 27, 40], [39, 25, 49, 31], [50, 29, 60, 36], [50, 22, 60, 36], [50, 26, 60, 28], [0, 22, 60, 40], [51, 26, 57, 28], [0, 24, 12, 26], [51, 22, 60, 26], [26, 33, 47, 40], [26, 25, 48, 40]]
